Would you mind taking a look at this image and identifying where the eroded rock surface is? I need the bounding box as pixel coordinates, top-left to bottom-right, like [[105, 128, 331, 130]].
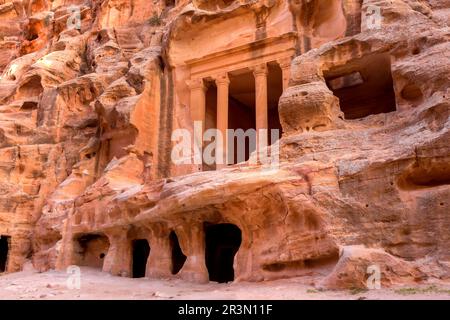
[[0, 0, 449, 290]]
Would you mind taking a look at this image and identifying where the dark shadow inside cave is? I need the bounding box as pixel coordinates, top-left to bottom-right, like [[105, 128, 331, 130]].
[[132, 239, 150, 278], [204, 223, 242, 283]]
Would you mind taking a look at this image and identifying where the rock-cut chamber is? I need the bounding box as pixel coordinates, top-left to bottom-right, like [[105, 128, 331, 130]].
[[204, 223, 242, 283], [0, 235, 10, 273]]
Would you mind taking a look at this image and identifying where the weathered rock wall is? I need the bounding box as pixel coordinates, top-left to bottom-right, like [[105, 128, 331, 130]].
[[0, 0, 448, 289]]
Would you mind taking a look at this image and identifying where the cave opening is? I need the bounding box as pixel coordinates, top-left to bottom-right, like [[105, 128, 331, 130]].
[[324, 53, 397, 119], [165, 0, 175, 8], [204, 223, 242, 283], [0, 235, 10, 273], [17, 75, 44, 99], [74, 233, 110, 269], [170, 231, 186, 275], [20, 101, 38, 110], [25, 32, 39, 41], [204, 65, 283, 168], [132, 239, 150, 278], [397, 159, 450, 190]]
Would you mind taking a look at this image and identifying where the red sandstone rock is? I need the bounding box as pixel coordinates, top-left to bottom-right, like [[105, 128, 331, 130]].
[[0, 0, 448, 293]]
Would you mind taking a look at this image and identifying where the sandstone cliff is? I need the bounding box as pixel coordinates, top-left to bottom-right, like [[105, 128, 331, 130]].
[[0, 0, 449, 290]]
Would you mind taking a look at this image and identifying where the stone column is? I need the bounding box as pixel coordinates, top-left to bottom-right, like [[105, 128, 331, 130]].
[[187, 78, 206, 128], [253, 64, 268, 154], [187, 78, 206, 170], [147, 223, 172, 278], [253, 64, 268, 131], [176, 223, 209, 283], [103, 228, 131, 277], [215, 73, 230, 169], [278, 57, 292, 91], [55, 219, 74, 271]]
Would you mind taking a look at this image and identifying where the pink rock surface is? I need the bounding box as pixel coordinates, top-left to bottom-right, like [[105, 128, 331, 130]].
[[0, 0, 449, 294]]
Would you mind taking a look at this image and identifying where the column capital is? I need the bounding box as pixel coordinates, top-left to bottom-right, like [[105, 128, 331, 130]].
[[252, 63, 268, 77], [277, 56, 293, 69], [186, 78, 206, 91], [214, 73, 230, 86]]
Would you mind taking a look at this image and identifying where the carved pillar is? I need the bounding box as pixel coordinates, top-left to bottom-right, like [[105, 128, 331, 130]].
[[253, 64, 268, 132], [215, 73, 230, 169], [187, 78, 206, 127], [55, 218, 73, 270], [103, 228, 131, 277], [147, 223, 172, 278], [176, 223, 209, 283], [187, 78, 206, 170], [253, 64, 268, 153], [278, 57, 292, 91]]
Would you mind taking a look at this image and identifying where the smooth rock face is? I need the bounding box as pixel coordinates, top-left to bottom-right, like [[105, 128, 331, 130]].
[[0, 0, 449, 290]]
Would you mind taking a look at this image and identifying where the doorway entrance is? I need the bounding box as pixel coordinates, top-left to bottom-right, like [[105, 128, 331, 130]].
[[325, 53, 396, 119], [132, 239, 150, 278], [204, 223, 242, 283], [0, 235, 10, 272]]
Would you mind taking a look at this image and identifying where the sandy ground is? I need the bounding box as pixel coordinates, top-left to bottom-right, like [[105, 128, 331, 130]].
[[1, 267, 450, 300]]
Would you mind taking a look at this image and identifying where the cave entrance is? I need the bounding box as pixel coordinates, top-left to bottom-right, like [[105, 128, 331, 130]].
[[204, 223, 242, 283], [0, 235, 10, 273], [170, 231, 187, 275], [324, 53, 397, 119], [165, 0, 175, 8], [132, 239, 150, 278], [74, 234, 110, 269], [17, 75, 43, 99]]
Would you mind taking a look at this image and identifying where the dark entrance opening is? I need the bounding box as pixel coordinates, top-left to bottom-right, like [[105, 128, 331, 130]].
[[204, 223, 242, 283], [170, 231, 187, 275], [165, 0, 175, 7], [324, 53, 397, 119], [0, 235, 10, 272], [132, 239, 150, 278]]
